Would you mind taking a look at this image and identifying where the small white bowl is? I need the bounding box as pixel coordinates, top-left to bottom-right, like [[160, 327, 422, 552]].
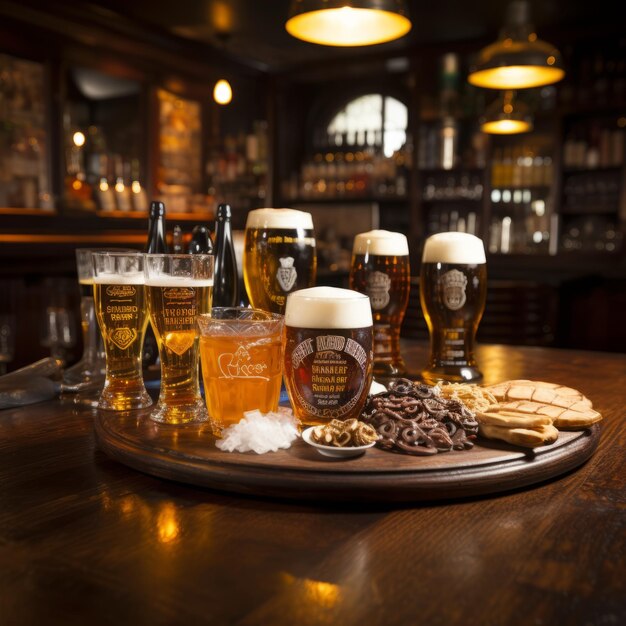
[[301, 426, 377, 458]]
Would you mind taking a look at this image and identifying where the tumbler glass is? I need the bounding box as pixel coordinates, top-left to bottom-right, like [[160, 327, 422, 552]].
[[198, 308, 284, 435]]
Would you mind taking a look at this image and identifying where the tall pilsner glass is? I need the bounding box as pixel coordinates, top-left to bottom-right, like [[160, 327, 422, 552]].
[[64, 248, 134, 386], [93, 252, 152, 411], [145, 254, 214, 423], [243, 208, 317, 314], [420, 232, 487, 383], [350, 230, 410, 377], [63, 248, 107, 385]]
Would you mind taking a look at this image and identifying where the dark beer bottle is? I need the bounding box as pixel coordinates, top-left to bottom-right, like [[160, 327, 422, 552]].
[[144, 201, 168, 367], [213, 203, 239, 307], [187, 225, 214, 254], [146, 201, 169, 253]]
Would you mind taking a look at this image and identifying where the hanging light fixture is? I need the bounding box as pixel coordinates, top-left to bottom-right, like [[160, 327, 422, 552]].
[[480, 91, 533, 134], [468, 1, 564, 90], [213, 79, 232, 105], [285, 0, 411, 47]]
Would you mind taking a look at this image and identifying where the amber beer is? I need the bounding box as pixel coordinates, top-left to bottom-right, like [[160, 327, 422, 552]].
[[243, 208, 317, 313], [93, 252, 152, 411], [350, 229, 410, 377], [63, 248, 118, 389], [283, 287, 373, 426], [198, 308, 284, 434], [419, 232, 487, 383], [146, 254, 214, 423]]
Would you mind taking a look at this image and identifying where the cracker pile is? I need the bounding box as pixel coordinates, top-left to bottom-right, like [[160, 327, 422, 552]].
[[439, 380, 602, 449]]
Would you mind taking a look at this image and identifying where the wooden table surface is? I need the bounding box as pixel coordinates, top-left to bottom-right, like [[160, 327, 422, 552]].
[[1, 342, 625, 626]]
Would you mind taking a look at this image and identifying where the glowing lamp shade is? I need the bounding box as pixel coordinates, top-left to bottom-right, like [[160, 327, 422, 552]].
[[286, 0, 411, 47], [468, 1, 564, 90], [481, 118, 532, 134], [73, 131, 86, 147], [480, 91, 533, 135], [213, 79, 232, 105]]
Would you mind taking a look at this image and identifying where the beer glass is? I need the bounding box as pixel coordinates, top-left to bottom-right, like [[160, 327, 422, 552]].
[[198, 308, 284, 435], [93, 251, 152, 411], [283, 287, 373, 426], [419, 232, 487, 383], [145, 254, 214, 424], [64, 248, 131, 386], [349, 229, 410, 377], [243, 208, 317, 314]]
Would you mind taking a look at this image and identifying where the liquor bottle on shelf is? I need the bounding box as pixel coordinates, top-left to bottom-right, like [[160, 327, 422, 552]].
[[129, 158, 148, 213], [109, 156, 130, 212], [187, 225, 214, 254], [0, 53, 53, 210], [213, 204, 239, 307]]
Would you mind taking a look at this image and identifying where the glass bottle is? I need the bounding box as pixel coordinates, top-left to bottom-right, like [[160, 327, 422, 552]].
[[144, 201, 169, 367], [187, 225, 214, 254], [146, 201, 169, 253], [213, 204, 239, 307]]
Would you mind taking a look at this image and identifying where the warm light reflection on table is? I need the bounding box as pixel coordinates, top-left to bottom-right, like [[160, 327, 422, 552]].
[[157, 503, 180, 544]]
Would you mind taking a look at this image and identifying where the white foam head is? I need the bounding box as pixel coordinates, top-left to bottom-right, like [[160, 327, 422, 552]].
[[422, 232, 486, 264], [353, 230, 409, 256], [285, 287, 373, 329], [93, 272, 145, 285], [246, 208, 314, 230], [93, 252, 144, 284], [145, 277, 213, 287]]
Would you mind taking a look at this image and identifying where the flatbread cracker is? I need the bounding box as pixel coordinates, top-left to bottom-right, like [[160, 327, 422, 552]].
[[477, 408, 553, 429], [496, 400, 602, 429], [486, 380, 593, 409], [479, 423, 559, 448]]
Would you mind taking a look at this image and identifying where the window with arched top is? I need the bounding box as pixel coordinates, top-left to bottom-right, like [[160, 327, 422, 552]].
[[327, 94, 408, 158]]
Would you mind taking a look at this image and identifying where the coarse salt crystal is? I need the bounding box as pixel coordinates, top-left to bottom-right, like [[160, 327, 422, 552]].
[[215, 409, 300, 454]]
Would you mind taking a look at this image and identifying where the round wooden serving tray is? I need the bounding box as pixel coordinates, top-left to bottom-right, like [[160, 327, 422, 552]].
[[94, 410, 601, 502]]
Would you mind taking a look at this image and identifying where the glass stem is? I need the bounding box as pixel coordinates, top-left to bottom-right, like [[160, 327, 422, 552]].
[[81, 296, 99, 362]]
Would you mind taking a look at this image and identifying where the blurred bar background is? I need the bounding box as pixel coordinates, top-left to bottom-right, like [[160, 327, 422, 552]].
[[0, 0, 624, 370]]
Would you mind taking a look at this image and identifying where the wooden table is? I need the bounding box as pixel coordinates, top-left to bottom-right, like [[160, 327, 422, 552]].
[[1, 342, 624, 626]]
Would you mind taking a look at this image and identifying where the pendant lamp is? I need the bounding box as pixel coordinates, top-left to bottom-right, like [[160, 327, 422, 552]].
[[468, 1, 564, 90], [480, 91, 533, 135], [286, 0, 411, 47], [213, 79, 232, 105]]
